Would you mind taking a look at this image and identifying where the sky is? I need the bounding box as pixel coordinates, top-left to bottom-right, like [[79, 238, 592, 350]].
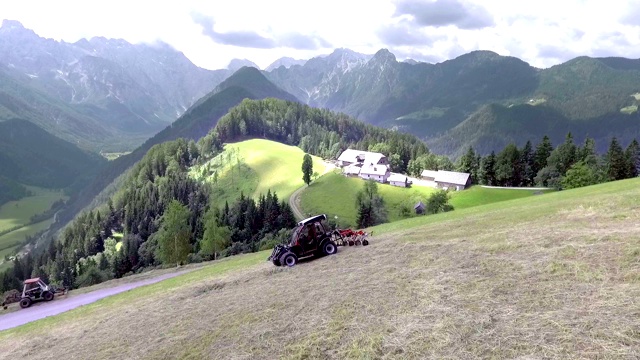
[[2, 0, 640, 70]]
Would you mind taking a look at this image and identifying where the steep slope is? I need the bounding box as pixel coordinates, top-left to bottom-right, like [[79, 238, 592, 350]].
[[2, 179, 639, 359], [0, 119, 105, 189], [0, 20, 227, 151]]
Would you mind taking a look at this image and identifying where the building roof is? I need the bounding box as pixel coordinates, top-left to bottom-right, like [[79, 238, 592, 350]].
[[434, 170, 471, 186], [388, 173, 407, 183], [343, 164, 361, 175], [338, 149, 386, 165], [360, 164, 389, 176], [421, 169, 438, 178], [414, 201, 425, 210]]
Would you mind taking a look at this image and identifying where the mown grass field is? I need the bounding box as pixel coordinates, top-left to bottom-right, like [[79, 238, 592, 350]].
[[1, 178, 639, 359], [191, 139, 326, 204], [0, 186, 66, 233], [300, 171, 551, 228]]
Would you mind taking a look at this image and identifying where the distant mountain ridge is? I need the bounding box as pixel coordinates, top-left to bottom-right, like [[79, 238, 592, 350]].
[[0, 20, 230, 151], [264, 48, 640, 157]]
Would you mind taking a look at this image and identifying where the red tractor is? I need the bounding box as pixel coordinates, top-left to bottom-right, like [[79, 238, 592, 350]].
[[268, 214, 338, 267]]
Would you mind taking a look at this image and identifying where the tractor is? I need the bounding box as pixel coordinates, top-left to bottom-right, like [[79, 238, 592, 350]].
[[268, 214, 338, 267], [17, 278, 67, 309]]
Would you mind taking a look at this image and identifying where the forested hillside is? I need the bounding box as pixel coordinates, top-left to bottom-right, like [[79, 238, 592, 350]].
[[0, 119, 105, 193], [201, 98, 429, 172]]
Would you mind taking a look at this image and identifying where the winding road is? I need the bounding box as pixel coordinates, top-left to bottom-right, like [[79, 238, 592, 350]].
[[0, 270, 188, 332], [288, 161, 336, 221]]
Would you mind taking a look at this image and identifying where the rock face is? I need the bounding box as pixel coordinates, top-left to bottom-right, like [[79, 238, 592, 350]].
[[0, 20, 227, 151]]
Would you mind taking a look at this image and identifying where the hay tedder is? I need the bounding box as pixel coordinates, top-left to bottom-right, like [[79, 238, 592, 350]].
[[331, 228, 371, 247], [268, 214, 371, 267]]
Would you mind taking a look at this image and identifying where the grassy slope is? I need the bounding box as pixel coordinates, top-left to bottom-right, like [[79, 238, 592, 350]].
[[192, 139, 326, 204], [0, 186, 65, 232], [1, 179, 639, 358], [300, 171, 550, 228], [299, 171, 436, 227]]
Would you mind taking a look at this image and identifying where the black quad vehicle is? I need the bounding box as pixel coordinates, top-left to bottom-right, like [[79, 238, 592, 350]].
[[268, 214, 338, 267]]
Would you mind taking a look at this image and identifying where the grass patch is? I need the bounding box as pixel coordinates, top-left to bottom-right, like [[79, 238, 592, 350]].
[[100, 152, 131, 161], [0, 219, 54, 261], [0, 186, 66, 233], [299, 171, 437, 227], [191, 139, 325, 203], [620, 105, 638, 114], [300, 173, 549, 228]]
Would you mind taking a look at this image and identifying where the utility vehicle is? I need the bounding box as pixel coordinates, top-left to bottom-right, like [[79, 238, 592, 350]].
[[268, 214, 338, 267]]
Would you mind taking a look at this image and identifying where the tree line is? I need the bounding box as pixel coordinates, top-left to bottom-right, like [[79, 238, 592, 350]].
[[198, 98, 430, 173], [453, 134, 639, 189]]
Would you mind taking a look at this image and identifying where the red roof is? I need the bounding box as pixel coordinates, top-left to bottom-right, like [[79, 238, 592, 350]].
[[24, 278, 41, 284]]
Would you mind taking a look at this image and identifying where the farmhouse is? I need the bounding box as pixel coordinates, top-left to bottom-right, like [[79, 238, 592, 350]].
[[337, 149, 388, 167], [434, 170, 471, 191], [388, 173, 409, 187], [359, 164, 390, 183], [420, 170, 438, 181]]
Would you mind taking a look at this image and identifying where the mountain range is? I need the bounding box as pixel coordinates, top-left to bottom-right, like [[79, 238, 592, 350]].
[[0, 20, 232, 151], [3, 19, 640, 160]]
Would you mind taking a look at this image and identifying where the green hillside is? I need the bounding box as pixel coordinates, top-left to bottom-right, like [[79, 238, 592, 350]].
[[299, 171, 550, 228], [0, 186, 66, 233], [191, 139, 326, 205], [0, 119, 106, 190], [3, 178, 639, 359]]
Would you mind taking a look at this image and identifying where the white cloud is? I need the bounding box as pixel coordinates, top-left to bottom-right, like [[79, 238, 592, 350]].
[[1, 0, 639, 69]]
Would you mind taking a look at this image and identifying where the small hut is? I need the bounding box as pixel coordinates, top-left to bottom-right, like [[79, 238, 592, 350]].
[[414, 201, 426, 215]]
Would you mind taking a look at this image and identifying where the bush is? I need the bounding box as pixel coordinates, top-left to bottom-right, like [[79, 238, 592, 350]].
[[426, 190, 454, 215]]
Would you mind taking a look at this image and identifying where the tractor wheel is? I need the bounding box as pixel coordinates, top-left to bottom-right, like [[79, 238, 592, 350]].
[[19, 298, 32, 309], [322, 241, 337, 256], [362, 239, 369, 246], [280, 252, 298, 267], [43, 291, 54, 301], [348, 240, 354, 246], [355, 239, 362, 246], [272, 258, 281, 266]]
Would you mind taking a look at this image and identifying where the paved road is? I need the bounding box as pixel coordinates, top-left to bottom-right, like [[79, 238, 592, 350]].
[[0, 270, 188, 332]]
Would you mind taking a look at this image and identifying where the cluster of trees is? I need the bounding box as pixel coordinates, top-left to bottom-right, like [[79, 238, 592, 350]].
[[356, 180, 388, 228], [455, 134, 640, 189], [199, 98, 430, 172]]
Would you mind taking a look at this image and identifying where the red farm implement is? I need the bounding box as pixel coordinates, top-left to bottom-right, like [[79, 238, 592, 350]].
[[332, 228, 371, 247]]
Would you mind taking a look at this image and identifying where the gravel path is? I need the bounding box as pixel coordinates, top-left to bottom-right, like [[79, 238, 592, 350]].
[[0, 270, 188, 332]]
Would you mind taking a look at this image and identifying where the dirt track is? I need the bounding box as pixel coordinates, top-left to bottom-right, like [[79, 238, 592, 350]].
[[0, 271, 188, 332]]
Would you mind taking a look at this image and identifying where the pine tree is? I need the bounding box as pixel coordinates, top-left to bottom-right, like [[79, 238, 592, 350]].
[[495, 144, 522, 186], [625, 139, 640, 178], [520, 141, 535, 186], [533, 135, 553, 176], [479, 151, 497, 185], [302, 153, 313, 185], [606, 137, 627, 180]]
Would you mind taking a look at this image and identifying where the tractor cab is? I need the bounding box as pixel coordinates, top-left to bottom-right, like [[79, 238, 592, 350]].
[[268, 214, 338, 267], [289, 214, 330, 254]]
